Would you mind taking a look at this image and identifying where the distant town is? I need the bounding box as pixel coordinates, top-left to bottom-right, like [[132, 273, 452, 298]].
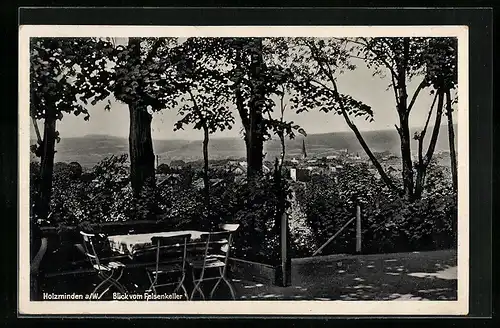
[[154, 140, 454, 185]]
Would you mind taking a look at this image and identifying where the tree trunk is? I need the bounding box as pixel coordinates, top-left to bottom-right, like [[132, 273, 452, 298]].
[[38, 116, 57, 220], [247, 38, 265, 178], [233, 42, 265, 179], [247, 119, 264, 178], [348, 116, 399, 195], [445, 89, 458, 193], [202, 126, 210, 223], [413, 163, 426, 201], [414, 89, 445, 199], [128, 103, 156, 199], [275, 134, 287, 237], [279, 134, 286, 173], [235, 86, 254, 179], [330, 80, 400, 196], [396, 40, 414, 201], [398, 113, 414, 201], [236, 84, 263, 180], [392, 38, 418, 201], [32, 116, 42, 145]]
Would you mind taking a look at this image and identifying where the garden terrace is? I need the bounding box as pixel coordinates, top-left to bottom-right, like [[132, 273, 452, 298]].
[[34, 222, 458, 301]]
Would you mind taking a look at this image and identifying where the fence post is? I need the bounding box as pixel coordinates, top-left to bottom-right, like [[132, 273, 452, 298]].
[[356, 201, 362, 253], [280, 211, 291, 286]]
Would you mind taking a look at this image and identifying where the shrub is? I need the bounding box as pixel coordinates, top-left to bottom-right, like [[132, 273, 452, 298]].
[[156, 183, 205, 230], [229, 174, 282, 265], [292, 163, 457, 256], [288, 185, 317, 257], [30, 162, 41, 224], [31, 152, 457, 265], [32, 156, 292, 265], [68, 162, 83, 179], [156, 163, 171, 175], [31, 155, 131, 226], [293, 173, 358, 255]]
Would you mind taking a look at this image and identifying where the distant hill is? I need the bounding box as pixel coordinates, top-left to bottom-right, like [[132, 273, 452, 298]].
[[266, 124, 457, 160], [30, 125, 457, 168]]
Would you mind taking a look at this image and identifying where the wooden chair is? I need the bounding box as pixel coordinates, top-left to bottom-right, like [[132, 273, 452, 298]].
[[145, 234, 190, 299], [187, 224, 240, 300], [80, 231, 127, 300]]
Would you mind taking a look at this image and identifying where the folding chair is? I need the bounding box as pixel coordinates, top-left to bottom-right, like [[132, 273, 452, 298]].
[[80, 231, 127, 300], [145, 234, 190, 299], [187, 224, 240, 300]]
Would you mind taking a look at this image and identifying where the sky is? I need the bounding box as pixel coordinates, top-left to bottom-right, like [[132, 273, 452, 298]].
[[30, 41, 455, 142]]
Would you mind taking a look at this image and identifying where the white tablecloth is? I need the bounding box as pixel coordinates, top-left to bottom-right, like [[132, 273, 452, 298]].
[[108, 230, 206, 256]]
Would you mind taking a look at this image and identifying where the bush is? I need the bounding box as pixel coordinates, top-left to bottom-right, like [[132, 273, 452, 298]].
[[31, 152, 457, 265], [156, 163, 171, 175], [292, 163, 457, 256], [31, 155, 132, 226], [68, 162, 83, 179], [156, 182, 205, 230], [229, 174, 281, 264], [32, 155, 292, 265], [30, 162, 41, 224], [158, 168, 288, 265]]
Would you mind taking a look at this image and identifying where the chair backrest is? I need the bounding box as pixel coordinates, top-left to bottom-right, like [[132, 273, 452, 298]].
[[219, 223, 240, 232], [199, 232, 230, 255], [151, 234, 190, 256], [80, 231, 101, 268], [192, 224, 240, 272], [151, 234, 191, 271], [215, 223, 240, 258]]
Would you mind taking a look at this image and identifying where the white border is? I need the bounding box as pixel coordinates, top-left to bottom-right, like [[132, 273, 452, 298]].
[[18, 25, 469, 316]]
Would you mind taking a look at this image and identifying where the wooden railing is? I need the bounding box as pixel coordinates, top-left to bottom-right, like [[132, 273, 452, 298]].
[[38, 219, 171, 237], [312, 203, 362, 256]]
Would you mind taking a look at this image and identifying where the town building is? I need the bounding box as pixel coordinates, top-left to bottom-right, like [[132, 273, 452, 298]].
[[290, 168, 311, 182]]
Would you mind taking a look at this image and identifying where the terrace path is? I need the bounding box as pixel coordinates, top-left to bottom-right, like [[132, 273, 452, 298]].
[[234, 249, 457, 301], [41, 249, 457, 301]]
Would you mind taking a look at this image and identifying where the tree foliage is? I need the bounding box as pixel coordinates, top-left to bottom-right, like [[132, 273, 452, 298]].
[[30, 37, 117, 220], [352, 37, 458, 200], [281, 37, 398, 193], [64, 37, 181, 203], [203, 38, 304, 176], [30, 38, 113, 122], [168, 37, 235, 227], [285, 38, 373, 119], [284, 37, 458, 201], [170, 38, 234, 135]]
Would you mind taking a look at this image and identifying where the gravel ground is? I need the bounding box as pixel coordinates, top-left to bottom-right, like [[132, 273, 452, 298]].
[[40, 249, 457, 301], [233, 249, 457, 301]]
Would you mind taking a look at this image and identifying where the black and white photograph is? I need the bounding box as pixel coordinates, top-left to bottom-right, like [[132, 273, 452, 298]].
[[19, 25, 469, 315]]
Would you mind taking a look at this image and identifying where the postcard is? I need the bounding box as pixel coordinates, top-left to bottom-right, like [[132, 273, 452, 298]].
[[18, 25, 469, 316]]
